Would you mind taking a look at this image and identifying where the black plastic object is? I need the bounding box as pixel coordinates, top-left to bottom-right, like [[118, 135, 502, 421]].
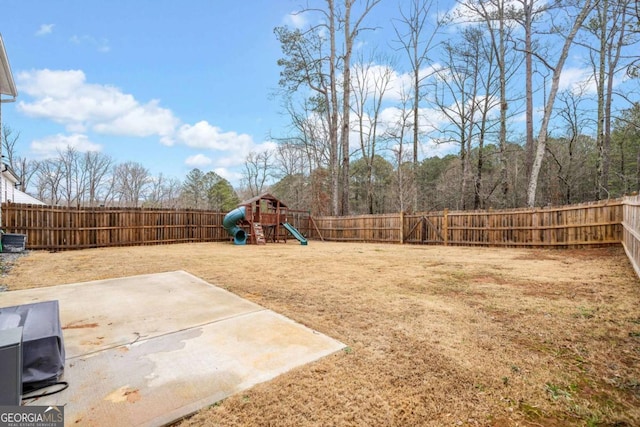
[[0, 327, 23, 405], [1, 233, 27, 252], [0, 300, 65, 392]]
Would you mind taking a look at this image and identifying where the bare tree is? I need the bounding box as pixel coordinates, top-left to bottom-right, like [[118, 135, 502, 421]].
[[526, 0, 596, 207], [472, 36, 503, 209], [275, 2, 340, 215], [351, 54, 393, 213], [1, 124, 38, 192], [546, 89, 596, 204], [243, 150, 273, 197], [384, 93, 414, 212], [83, 151, 113, 207], [475, 0, 509, 203], [1, 124, 19, 169], [271, 141, 310, 210], [276, 0, 380, 216], [34, 159, 64, 205], [339, 0, 382, 215], [275, 98, 332, 213], [112, 161, 151, 207], [57, 146, 87, 207], [393, 0, 442, 211], [432, 28, 484, 210], [273, 141, 308, 178], [508, 0, 560, 181], [15, 158, 38, 193], [457, 0, 525, 207], [145, 173, 182, 208], [283, 98, 332, 171], [579, 0, 637, 199]]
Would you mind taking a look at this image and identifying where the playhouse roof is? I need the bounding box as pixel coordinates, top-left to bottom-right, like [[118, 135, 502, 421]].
[[241, 192, 288, 208]]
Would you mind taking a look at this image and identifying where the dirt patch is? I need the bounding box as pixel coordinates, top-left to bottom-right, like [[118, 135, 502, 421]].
[[3, 242, 639, 426], [0, 251, 28, 290]]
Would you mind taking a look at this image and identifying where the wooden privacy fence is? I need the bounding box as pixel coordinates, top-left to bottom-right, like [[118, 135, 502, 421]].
[[310, 199, 625, 248], [2, 198, 638, 278], [0, 198, 636, 255], [622, 194, 640, 278], [0, 204, 313, 251], [1, 205, 229, 250]]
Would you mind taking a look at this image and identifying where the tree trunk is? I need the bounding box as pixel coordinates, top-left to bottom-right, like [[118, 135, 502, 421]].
[[595, 0, 607, 199], [603, 0, 628, 198], [524, 0, 534, 181], [340, 1, 352, 216], [527, 0, 593, 207], [498, 0, 509, 204], [328, 0, 340, 216], [413, 45, 419, 212]]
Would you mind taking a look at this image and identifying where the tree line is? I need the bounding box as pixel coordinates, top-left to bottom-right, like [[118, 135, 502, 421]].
[[250, 107, 639, 214], [255, 0, 640, 215], [2, 126, 240, 210], [2, 0, 639, 216]]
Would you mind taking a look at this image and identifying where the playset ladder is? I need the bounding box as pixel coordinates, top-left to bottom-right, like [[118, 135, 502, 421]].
[[253, 223, 266, 245]]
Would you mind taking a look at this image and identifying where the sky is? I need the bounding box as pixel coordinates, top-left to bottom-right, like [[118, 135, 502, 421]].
[[0, 0, 311, 186], [0, 1, 637, 190]]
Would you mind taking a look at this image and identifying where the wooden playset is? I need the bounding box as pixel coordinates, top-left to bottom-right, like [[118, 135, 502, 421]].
[[223, 193, 307, 245]]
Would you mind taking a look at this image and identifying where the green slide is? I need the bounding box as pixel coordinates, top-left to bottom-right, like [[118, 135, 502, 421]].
[[281, 223, 308, 245]]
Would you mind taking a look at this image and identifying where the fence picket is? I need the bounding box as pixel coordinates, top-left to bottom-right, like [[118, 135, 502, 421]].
[[310, 199, 625, 249]]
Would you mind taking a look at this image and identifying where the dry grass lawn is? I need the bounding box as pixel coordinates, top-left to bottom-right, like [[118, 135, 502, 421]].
[[1, 241, 639, 426]]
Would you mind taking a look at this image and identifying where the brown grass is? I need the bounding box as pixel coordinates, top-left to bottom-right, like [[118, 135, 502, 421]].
[[2, 242, 639, 426]]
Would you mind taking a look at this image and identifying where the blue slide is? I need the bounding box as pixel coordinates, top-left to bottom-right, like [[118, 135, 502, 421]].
[[281, 222, 308, 245], [223, 206, 247, 245]]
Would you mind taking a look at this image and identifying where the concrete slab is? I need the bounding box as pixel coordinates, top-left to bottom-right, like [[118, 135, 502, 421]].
[[0, 271, 345, 426]]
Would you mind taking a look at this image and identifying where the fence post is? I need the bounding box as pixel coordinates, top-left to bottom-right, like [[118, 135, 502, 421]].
[[532, 209, 539, 244], [443, 209, 449, 246], [400, 211, 404, 244]]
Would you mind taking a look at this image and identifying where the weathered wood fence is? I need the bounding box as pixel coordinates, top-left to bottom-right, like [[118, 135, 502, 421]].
[[2, 205, 228, 249], [2, 198, 637, 278], [0, 204, 312, 250], [622, 194, 640, 278], [310, 199, 624, 248], [2, 199, 639, 271]]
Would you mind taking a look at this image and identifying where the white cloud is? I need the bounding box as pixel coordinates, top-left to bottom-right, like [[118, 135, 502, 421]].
[[378, 105, 445, 135], [212, 140, 278, 168], [445, 0, 535, 29], [214, 167, 242, 183], [17, 69, 179, 139], [559, 66, 595, 94], [185, 154, 213, 167], [93, 100, 178, 138], [283, 11, 308, 29], [423, 138, 458, 158], [35, 24, 54, 36], [175, 121, 254, 152], [175, 121, 278, 170], [351, 62, 439, 103], [16, 69, 272, 177], [30, 133, 102, 158]]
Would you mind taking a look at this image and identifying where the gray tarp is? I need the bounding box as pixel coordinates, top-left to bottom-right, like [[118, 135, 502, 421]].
[[0, 300, 65, 392]]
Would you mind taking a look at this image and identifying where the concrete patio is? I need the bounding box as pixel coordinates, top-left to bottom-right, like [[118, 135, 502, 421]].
[[0, 271, 345, 426]]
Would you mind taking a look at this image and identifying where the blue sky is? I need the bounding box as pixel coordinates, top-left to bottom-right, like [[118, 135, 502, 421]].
[[0, 1, 637, 190], [0, 0, 306, 185]]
